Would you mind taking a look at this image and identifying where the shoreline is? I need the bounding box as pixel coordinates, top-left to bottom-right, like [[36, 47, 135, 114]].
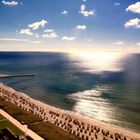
[[0, 83, 140, 140]]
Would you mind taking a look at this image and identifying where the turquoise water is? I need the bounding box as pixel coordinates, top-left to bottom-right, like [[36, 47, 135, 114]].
[[0, 52, 140, 132]]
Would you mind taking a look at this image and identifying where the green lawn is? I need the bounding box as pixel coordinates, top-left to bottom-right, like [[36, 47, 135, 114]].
[[0, 118, 24, 136], [0, 97, 43, 124], [29, 121, 82, 140], [0, 114, 5, 120]]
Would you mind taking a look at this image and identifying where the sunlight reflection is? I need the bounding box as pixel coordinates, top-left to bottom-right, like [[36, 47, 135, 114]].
[[69, 52, 125, 73], [68, 86, 118, 123]]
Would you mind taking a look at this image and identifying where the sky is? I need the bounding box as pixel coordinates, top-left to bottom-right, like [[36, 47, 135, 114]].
[[0, 0, 140, 52]]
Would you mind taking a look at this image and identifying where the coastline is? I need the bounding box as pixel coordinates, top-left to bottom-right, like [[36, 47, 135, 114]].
[[0, 83, 140, 140]]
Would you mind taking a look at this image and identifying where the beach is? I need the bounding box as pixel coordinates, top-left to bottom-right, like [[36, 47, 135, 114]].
[[0, 83, 139, 140]]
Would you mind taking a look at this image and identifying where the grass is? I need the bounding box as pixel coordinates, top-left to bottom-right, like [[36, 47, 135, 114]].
[[0, 115, 24, 136], [0, 97, 43, 124], [0, 114, 5, 120], [0, 97, 82, 140], [29, 122, 81, 140], [0, 120, 24, 136]]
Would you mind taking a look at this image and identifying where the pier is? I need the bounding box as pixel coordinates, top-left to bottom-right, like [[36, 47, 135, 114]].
[[0, 74, 35, 78]]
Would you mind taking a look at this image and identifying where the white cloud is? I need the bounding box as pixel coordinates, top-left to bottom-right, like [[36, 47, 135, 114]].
[[124, 18, 140, 28], [76, 25, 87, 30], [113, 41, 124, 45], [42, 32, 57, 38], [114, 3, 120, 6], [30, 41, 41, 44], [126, 2, 140, 14], [0, 38, 29, 42], [136, 42, 140, 46], [44, 29, 54, 33], [35, 33, 39, 38], [20, 29, 33, 36], [28, 19, 47, 30], [61, 10, 68, 15], [79, 4, 94, 17], [85, 38, 92, 42], [62, 36, 76, 41], [1, 0, 18, 6], [81, 4, 86, 11], [83, 0, 86, 2]]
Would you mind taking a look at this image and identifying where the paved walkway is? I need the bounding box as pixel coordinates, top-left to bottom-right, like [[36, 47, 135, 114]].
[[0, 109, 44, 140]]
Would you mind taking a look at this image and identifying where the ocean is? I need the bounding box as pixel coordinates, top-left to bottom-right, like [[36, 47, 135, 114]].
[[0, 52, 140, 132]]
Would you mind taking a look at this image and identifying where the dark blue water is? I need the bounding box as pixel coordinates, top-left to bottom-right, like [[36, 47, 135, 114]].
[[0, 52, 140, 132]]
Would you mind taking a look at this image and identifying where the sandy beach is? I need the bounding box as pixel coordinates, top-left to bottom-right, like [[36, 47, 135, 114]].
[[0, 83, 140, 140]]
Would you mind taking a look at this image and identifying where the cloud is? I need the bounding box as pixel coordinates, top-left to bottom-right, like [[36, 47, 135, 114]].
[[124, 18, 140, 28], [79, 4, 94, 17], [42, 32, 57, 38], [30, 41, 41, 44], [43, 29, 57, 38], [136, 43, 140, 46], [62, 36, 76, 41], [76, 25, 87, 30], [44, 29, 54, 33], [28, 19, 47, 30], [35, 33, 39, 38], [126, 2, 140, 14], [81, 4, 86, 11], [1, 0, 18, 6], [20, 29, 33, 35], [0, 38, 29, 42], [113, 41, 124, 45], [114, 3, 120, 6], [83, 0, 86, 2], [85, 38, 92, 42], [61, 10, 68, 15]]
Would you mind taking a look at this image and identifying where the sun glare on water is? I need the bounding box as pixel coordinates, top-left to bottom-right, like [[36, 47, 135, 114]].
[[67, 52, 127, 123], [68, 86, 119, 123], [69, 52, 126, 73]]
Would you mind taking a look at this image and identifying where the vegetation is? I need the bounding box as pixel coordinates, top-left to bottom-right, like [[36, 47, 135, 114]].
[[29, 121, 81, 140], [0, 97, 43, 124], [0, 97, 81, 140], [0, 115, 24, 136], [0, 114, 5, 120]]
